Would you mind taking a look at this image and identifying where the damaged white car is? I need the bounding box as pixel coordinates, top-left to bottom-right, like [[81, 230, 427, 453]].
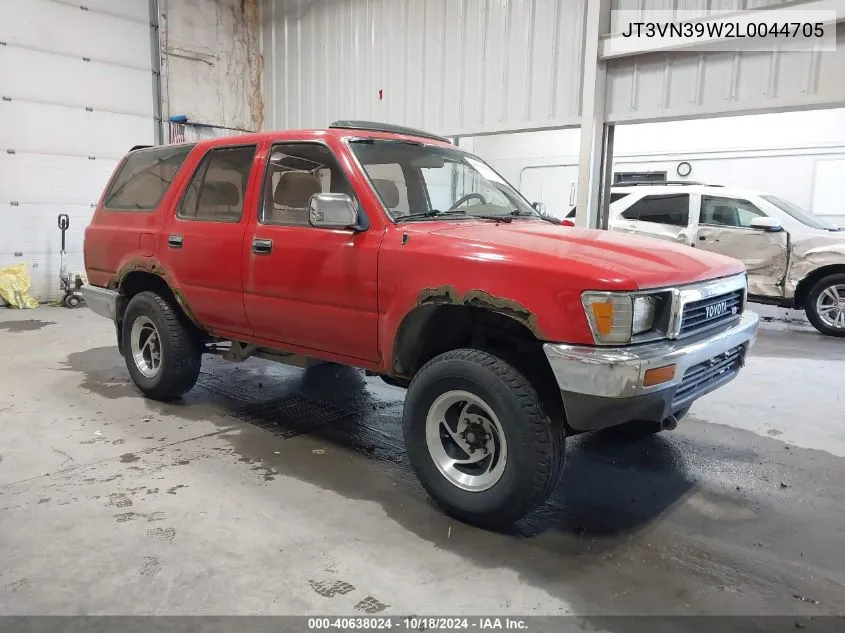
[[572, 182, 845, 337]]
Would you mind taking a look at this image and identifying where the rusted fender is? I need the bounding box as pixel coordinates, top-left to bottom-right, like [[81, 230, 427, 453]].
[[110, 259, 206, 332], [416, 285, 541, 338]]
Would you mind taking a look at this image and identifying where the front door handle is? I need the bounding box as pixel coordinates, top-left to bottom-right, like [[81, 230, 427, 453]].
[[699, 235, 707, 241], [252, 238, 273, 255], [168, 234, 183, 248]]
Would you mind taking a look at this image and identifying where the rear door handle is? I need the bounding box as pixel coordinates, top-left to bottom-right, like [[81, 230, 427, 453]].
[[699, 236, 707, 241], [252, 238, 273, 254], [168, 234, 183, 248]]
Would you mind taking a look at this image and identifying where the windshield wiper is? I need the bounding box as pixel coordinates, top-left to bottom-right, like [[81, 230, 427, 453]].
[[394, 210, 443, 222], [509, 209, 562, 225], [395, 209, 516, 223]]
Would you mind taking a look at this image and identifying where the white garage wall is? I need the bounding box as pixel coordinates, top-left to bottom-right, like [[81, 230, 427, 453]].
[[468, 108, 845, 226], [0, 0, 156, 300]]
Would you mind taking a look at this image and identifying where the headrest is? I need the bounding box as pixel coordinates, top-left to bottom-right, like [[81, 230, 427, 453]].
[[274, 171, 322, 207], [711, 205, 734, 223], [371, 178, 400, 209], [202, 180, 239, 206]]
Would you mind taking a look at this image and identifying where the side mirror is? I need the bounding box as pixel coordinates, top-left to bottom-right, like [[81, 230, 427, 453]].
[[749, 217, 784, 232], [309, 193, 359, 229], [532, 201, 547, 215]]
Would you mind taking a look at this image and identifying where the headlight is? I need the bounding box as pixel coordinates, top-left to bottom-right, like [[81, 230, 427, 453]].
[[582, 292, 659, 345], [632, 296, 657, 335]]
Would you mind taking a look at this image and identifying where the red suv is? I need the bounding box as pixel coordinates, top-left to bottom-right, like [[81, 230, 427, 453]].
[[82, 121, 759, 529]]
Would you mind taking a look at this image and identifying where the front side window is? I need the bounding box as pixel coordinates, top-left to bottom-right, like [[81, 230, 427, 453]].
[[262, 143, 356, 226], [178, 145, 256, 222], [349, 140, 536, 220], [103, 144, 195, 211], [621, 194, 689, 227], [700, 196, 765, 228]]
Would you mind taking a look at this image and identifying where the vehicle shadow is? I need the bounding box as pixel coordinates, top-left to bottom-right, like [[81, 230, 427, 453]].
[[63, 347, 696, 547], [203, 357, 696, 544]]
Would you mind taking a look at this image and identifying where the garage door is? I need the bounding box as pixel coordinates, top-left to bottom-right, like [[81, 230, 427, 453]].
[[0, 0, 157, 299]]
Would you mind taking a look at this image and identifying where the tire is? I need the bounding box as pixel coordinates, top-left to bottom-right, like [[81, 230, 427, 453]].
[[403, 348, 565, 530], [805, 273, 845, 337], [65, 295, 81, 308], [121, 291, 201, 400]]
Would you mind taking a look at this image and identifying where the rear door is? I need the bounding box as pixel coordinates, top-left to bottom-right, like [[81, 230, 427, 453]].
[[694, 194, 788, 297], [159, 143, 262, 335], [613, 193, 693, 245], [243, 141, 380, 361]]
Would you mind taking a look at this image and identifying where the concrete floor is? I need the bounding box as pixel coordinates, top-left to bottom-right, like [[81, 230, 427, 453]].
[[1, 307, 844, 625]]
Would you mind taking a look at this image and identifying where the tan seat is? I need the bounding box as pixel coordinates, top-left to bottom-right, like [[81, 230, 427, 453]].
[[198, 180, 241, 220], [269, 171, 322, 225], [370, 178, 400, 209]]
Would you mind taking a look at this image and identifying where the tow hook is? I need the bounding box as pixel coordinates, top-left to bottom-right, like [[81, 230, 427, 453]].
[[661, 414, 679, 431]]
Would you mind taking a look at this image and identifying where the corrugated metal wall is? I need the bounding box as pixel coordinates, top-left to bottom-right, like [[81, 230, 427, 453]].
[[608, 0, 793, 30], [262, 0, 845, 136], [261, 0, 587, 136], [606, 3, 845, 124]]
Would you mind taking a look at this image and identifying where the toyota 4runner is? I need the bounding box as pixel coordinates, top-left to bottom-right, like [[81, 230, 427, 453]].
[[82, 121, 759, 529]]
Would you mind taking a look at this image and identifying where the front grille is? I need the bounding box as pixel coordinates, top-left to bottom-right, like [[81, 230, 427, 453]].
[[673, 345, 744, 407], [678, 289, 743, 337]]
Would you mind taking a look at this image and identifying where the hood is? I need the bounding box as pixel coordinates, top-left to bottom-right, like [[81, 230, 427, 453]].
[[403, 219, 745, 289], [791, 231, 845, 253]]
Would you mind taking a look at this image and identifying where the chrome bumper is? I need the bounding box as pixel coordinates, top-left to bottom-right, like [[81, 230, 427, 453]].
[[543, 311, 759, 431], [80, 284, 119, 320]]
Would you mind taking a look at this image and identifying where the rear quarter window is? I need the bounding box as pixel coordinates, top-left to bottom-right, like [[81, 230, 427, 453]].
[[103, 144, 196, 211]]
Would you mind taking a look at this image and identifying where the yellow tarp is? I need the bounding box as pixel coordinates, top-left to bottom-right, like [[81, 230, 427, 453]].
[[0, 263, 39, 309]]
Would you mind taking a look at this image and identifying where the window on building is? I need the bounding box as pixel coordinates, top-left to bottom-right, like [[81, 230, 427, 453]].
[[622, 194, 690, 227], [178, 145, 256, 222], [103, 144, 195, 211], [700, 196, 766, 228], [614, 171, 667, 184]]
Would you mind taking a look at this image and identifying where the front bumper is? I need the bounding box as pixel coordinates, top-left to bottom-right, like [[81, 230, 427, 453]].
[[543, 311, 759, 431]]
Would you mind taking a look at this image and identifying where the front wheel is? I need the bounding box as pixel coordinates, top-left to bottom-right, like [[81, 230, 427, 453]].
[[805, 273, 845, 337], [121, 291, 202, 400], [403, 349, 565, 530]]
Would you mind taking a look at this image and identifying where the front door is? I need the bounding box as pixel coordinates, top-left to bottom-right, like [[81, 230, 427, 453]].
[[694, 195, 788, 297], [159, 143, 260, 335], [613, 193, 694, 245], [242, 141, 381, 362]]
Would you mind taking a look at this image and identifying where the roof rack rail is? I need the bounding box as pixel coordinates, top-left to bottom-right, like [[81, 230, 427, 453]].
[[129, 144, 153, 152], [329, 120, 451, 143], [613, 180, 723, 187]]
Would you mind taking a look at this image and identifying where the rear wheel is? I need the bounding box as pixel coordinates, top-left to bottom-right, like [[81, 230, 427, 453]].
[[403, 349, 565, 530], [805, 273, 845, 337], [121, 291, 201, 400]]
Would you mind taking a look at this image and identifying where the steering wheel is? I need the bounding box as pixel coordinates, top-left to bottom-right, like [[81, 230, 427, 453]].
[[448, 192, 487, 211]]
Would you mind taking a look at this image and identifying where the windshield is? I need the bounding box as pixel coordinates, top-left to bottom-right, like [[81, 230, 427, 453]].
[[349, 139, 537, 220], [761, 195, 841, 231]]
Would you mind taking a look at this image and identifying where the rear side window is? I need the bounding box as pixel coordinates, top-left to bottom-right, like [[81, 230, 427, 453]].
[[178, 145, 256, 222], [103, 144, 195, 211], [621, 194, 689, 227]]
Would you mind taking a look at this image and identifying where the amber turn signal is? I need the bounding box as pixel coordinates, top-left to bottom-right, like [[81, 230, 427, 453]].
[[643, 364, 676, 387], [589, 301, 614, 335]]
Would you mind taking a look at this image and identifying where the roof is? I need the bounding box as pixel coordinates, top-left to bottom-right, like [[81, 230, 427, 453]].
[[610, 182, 770, 199], [159, 122, 456, 154]]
